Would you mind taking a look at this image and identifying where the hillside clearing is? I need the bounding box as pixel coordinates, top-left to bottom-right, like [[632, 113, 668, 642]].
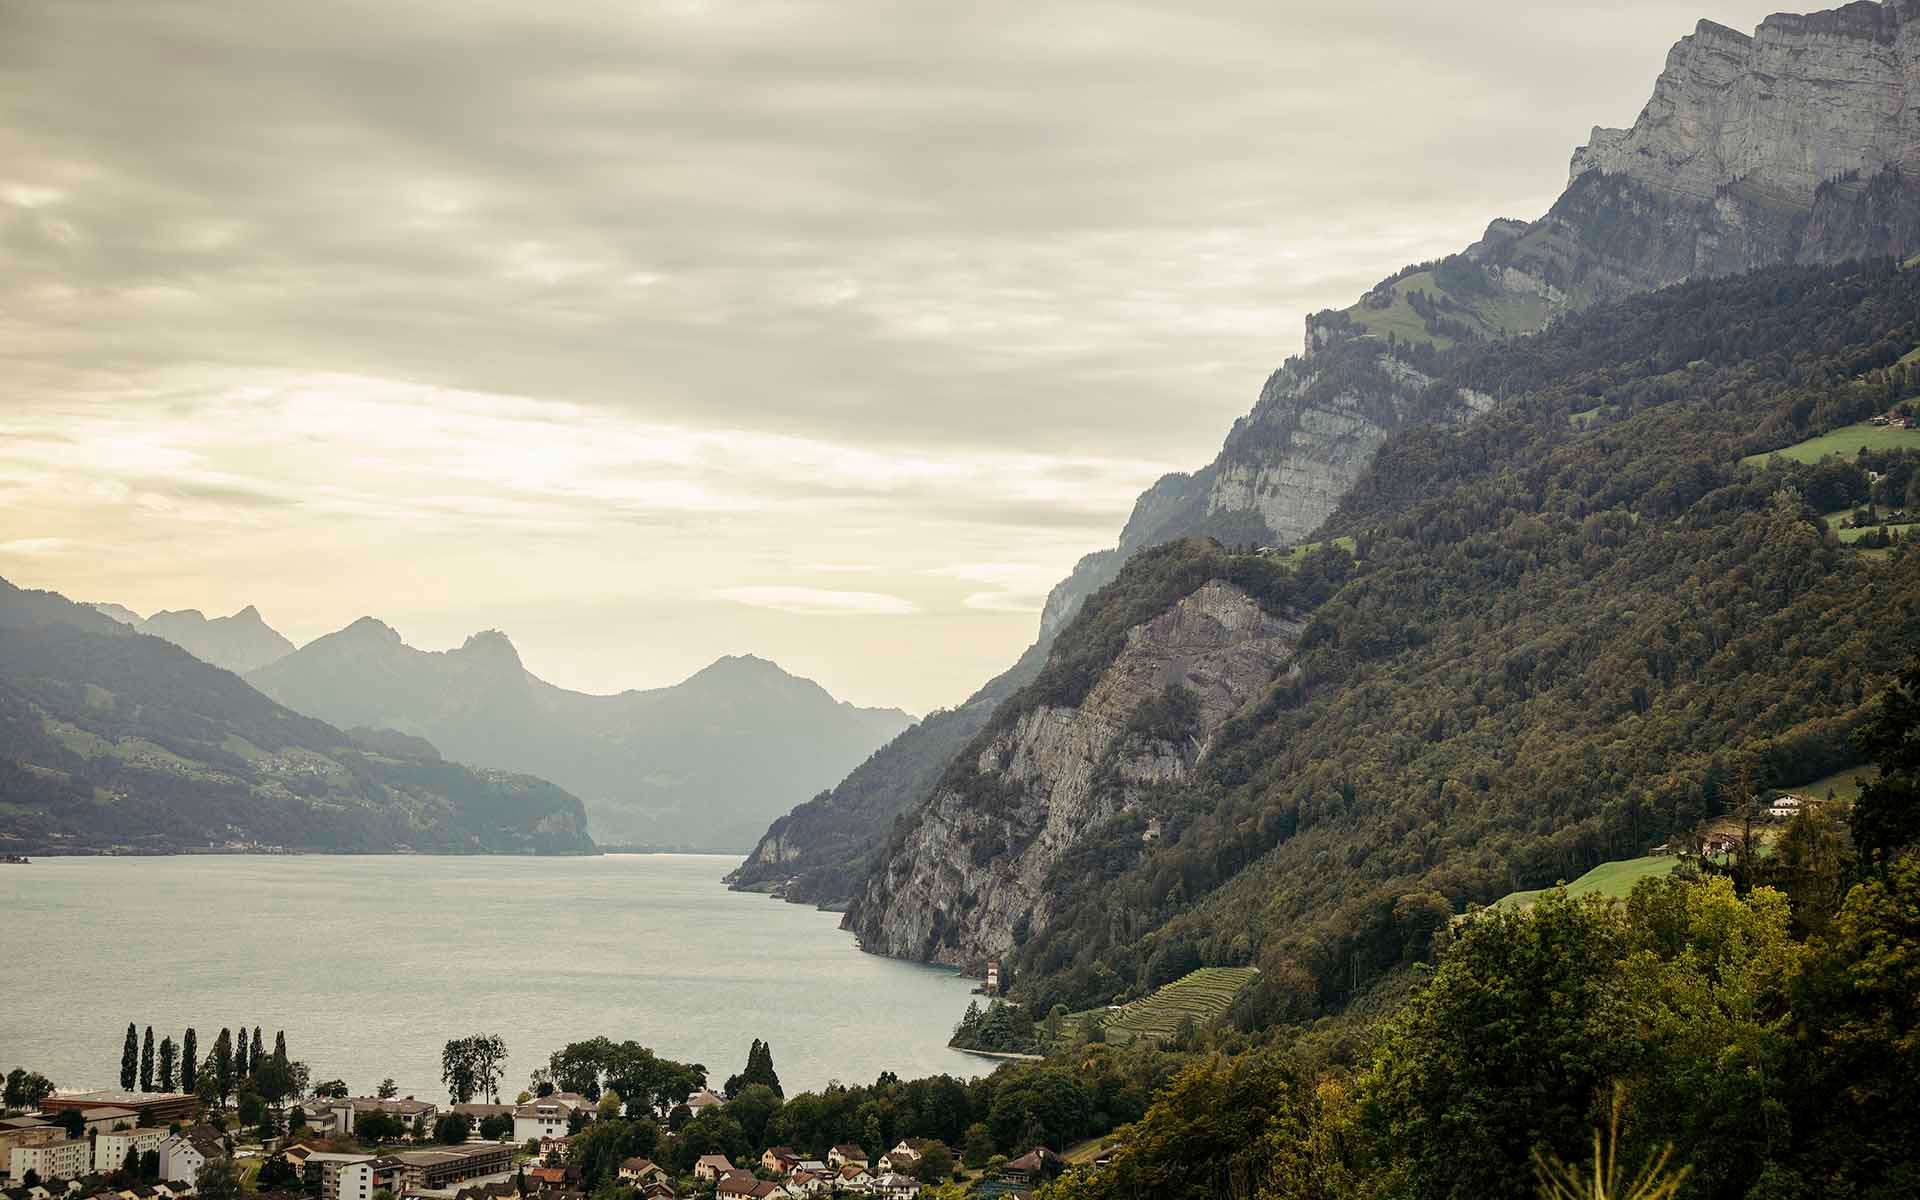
[[1492, 855, 1678, 911], [1742, 422, 1920, 466]]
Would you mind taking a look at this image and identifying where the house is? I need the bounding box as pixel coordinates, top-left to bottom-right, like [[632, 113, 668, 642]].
[[761, 1148, 802, 1174], [792, 1163, 828, 1179], [1000, 1149, 1062, 1187], [692, 1156, 735, 1183], [93, 1128, 167, 1174], [9, 1141, 90, 1184], [616, 1159, 669, 1186], [511, 1095, 589, 1145], [869, 1174, 919, 1200], [833, 1166, 873, 1193], [1142, 817, 1163, 843], [638, 1184, 675, 1200], [783, 1172, 828, 1197], [825, 1147, 865, 1171], [158, 1127, 227, 1188], [683, 1090, 725, 1115], [717, 1175, 782, 1200], [537, 1135, 573, 1159]]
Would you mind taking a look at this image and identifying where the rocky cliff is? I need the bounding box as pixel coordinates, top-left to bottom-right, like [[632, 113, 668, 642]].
[[845, 563, 1302, 966]]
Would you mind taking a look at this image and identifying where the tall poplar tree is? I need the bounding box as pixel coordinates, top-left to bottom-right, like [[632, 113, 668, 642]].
[[140, 1027, 155, 1092], [234, 1025, 248, 1076], [120, 1023, 138, 1091], [213, 1028, 234, 1105], [159, 1036, 177, 1092], [182, 1029, 198, 1093], [250, 1028, 263, 1074]]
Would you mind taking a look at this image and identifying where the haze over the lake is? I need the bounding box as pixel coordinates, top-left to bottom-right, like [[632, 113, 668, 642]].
[[0, 0, 1788, 714]]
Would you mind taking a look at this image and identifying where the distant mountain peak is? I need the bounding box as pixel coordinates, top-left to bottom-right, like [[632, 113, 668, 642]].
[[455, 629, 524, 670], [340, 615, 403, 643]]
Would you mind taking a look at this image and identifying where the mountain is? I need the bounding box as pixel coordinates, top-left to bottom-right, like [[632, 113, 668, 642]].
[[245, 626, 914, 850], [0, 577, 594, 855], [91, 602, 296, 674], [845, 258, 1920, 1015], [735, 0, 1920, 905]]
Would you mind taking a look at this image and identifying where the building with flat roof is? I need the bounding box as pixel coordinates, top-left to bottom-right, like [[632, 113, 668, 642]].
[[39, 1092, 198, 1126], [94, 1126, 169, 1174], [9, 1139, 91, 1183]]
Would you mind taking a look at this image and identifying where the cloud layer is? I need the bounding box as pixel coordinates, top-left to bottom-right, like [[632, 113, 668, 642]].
[[0, 0, 1787, 711]]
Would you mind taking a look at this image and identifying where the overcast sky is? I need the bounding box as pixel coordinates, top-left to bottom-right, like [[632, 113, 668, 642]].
[[0, 0, 1789, 713]]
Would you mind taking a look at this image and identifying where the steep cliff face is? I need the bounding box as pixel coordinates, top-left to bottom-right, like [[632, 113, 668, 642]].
[[845, 577, 1300, 965], [1319, 1, 1920, 350]]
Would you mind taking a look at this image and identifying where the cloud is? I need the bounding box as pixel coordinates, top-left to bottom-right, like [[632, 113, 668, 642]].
[[714, 586, 919, 616]]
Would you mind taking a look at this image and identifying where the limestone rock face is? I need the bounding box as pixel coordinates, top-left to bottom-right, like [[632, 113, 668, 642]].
[[843, 582, 1300, 966]]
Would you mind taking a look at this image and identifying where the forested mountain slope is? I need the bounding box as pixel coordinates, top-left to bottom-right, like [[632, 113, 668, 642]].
[[0, 578, 594, 855], [247, 626, 911, 850], [739, 0, 1920, 902], [847, 260, 1920, 1018]]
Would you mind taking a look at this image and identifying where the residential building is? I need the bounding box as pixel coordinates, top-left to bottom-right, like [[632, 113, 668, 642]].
[[295, 1151, 372, 1198], [0, 1120, 60, 1177], [78, 1110, 140, 1137], [616, 1160, 668, 1186], [833, 1166, 873, 1193], [327, 1099, 438, 1136], [637, 1182, 675, 1200], [692, 1155, 734, 1183], [717, 1176, 781, 1200], [39, 1095, 197, 1128], [382, 1145, 516, 1193], [761, 1149, 802, 1175], [869, 1175, 918, 1200], [336, 1159, 381, 1200], [682, 1090, 724, 1115], [825, 1147, 865, 1171], [999, 1149, 1061, 1187], [157, 1126, 226, 1187], [93, 1129, 167, 1175], [510, 1095, 588, 1145], [10, 1141, 91, 1183]]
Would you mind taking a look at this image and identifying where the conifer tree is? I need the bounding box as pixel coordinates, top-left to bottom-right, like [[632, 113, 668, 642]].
[[139, 1026, 155, 1092], [273, 1031, 287, 1066], [251, 1028, 263, 1073], [159, 1036, 177, 1092], [121, 1023, 139, 1091], [182, 1029, 198, 1093], [213, 1028, 234, 1105], [234, 1025, 248, 1076]]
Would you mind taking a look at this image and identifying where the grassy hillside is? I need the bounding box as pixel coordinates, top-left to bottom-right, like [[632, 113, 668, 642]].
[[1330, 261, 1554, 352], [1742, 421, 1920, 465], [1491, 855, 1678, 911]]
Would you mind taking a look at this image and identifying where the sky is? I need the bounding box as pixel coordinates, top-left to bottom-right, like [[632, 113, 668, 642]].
[[0, 0, 1791, 714]]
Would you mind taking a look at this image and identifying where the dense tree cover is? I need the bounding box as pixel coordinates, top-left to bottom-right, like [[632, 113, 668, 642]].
[[723, 1039, 782, 1099], [950, 1000, 1038, 1054], [2, 1066, 53, 1109], [543, 1038, 706, 1118], [969, 261, 1920, 1020]]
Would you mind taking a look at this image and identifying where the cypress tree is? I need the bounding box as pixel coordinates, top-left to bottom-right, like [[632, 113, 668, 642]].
[[234, 1025, 248, 1076], [121, 1023, 138, 1091], [159, 1036, 177, 1092], [272, 1031, 287, 1066], [140, 1026, 155, 1092], [182, 1029, 198, 1093], [214, 1028, 234, 1104], [250, 1028, 263, 1073]]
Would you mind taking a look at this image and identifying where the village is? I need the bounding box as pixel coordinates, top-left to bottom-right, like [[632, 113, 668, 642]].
[[1, 1085, 1075, 1200]]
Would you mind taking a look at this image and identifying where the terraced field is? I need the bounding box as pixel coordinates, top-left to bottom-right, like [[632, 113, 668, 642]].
[[1069, 966, 1258, 1046]]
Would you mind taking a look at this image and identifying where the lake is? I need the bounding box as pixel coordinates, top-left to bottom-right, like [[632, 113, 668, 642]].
[[0, 854, 984, 1102]]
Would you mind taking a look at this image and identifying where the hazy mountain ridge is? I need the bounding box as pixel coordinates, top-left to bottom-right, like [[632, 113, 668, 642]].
[[736, 0, 1920, 910], [0, 576, 594, 855], [91, 601, 296, 674], [247, 624, 914, 850]]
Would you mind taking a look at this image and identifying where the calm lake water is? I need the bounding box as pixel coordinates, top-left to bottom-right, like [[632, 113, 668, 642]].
[[0, 854, 983, 1100]]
